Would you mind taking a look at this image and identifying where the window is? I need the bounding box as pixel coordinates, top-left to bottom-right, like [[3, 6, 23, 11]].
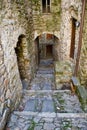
[[42, 0, 50, 13]]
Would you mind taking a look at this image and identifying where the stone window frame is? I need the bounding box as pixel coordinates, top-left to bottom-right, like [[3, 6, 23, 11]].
[[41, 0, 51, 14]]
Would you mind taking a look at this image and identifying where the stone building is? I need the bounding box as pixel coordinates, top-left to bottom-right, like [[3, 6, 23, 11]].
[[79, 2, 87, 88], [0, 0, 36, 121], [0, 0, 87, 129]]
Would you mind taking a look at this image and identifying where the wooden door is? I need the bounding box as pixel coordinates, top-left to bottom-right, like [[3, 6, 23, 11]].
[[46, 45, 53, 58], [70, 18, 76, 59]]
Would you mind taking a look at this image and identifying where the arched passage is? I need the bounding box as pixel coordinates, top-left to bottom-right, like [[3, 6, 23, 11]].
[[34, 33, 59, 66], [15, 34, 30, 85]]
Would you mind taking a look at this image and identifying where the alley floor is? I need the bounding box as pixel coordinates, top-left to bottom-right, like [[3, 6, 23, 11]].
[[6, 59, 87, 130]]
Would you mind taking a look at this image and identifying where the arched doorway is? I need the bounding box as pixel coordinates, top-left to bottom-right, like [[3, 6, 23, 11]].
[[15, 34, 30, 88], [34, 33, 59, 65]]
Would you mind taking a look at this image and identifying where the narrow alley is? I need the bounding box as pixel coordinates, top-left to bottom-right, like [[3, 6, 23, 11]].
[[6, 58, 87, 130], [0, 1, 87, 130]]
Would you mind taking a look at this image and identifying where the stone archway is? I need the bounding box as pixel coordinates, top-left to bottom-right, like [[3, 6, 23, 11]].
[[15, 34, 30, 88], [34, 33, 59, 64]]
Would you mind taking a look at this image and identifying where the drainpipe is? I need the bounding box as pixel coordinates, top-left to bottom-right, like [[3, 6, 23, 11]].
[[74, 0, 86, 76]]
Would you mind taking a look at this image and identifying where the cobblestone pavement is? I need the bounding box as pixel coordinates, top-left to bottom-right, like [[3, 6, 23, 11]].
[[6, 59, 87, 130]]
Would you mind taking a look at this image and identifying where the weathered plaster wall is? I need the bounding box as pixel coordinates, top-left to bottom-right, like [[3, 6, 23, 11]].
[[79, 3, 87, 87]]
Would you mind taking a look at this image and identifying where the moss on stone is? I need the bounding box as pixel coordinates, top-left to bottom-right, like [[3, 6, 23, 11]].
[[33, 0, 61, 34]]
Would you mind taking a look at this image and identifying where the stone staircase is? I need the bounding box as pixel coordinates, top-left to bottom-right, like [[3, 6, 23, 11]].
[[6, 59, 87, 130]]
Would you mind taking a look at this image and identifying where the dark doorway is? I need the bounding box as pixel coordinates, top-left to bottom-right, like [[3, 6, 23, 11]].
[[35, 33, 59, 64], [15, 35, 25, 80], [35, 37, 40, 66], [70, 18, 76, 59], [46, 45, 53, 58]]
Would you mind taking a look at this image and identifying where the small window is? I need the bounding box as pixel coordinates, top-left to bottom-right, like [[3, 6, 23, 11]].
[[42, 0, 51, 13]]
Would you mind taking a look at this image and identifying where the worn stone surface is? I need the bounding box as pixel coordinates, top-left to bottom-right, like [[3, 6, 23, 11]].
[[6, 59, 87, 130], [0, 0, 87, 130], [6, 112, 87, 130], [54, 59, 74, 89], [0, 1, 35, 129]]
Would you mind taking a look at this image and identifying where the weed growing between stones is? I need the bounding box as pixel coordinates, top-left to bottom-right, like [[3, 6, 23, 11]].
[[61, 119, 72, 130], [28, 120, 36, 130]]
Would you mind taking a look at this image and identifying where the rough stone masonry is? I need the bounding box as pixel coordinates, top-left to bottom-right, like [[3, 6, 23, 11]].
[[0, 0, 87, 129]]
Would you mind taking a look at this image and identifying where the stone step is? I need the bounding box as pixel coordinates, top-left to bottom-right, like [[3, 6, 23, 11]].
[[6, 57, 87, 130], [23, 90, 73, 99], [13, 111, 87, 118], [29, 75, 55, 90], [36, 73, 54, 78], [38, 66, 54, 70], [37, 70, 54, 74], [23, 90, 71, 96], [30, 83, 53, 90], [23, 89, 70, 94], [23, 97, 55, 112], [20, 90, 83, 113], [7, 111, 87, 130], [40, 59, 53, 65]]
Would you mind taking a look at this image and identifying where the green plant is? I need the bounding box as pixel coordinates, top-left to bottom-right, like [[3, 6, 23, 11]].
[[28, 120, 36, 130]]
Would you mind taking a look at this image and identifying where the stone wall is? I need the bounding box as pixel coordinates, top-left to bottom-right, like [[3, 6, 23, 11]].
[[33, 0, 82, 60], [60, 0, 82, 60], [0, 0, 35, 121], [0, 0, 85, 128], [53, 36, 60, 61], [0, 41, 10, 115], [33, 0, 61, 61], [15, 35, 30, 81], [55, 59, 74, 89], [33, 0, 61, 39], [79, 2, 87, 88]]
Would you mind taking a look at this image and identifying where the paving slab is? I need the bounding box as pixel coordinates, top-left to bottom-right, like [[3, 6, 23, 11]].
[[6, 59, 87, 130]]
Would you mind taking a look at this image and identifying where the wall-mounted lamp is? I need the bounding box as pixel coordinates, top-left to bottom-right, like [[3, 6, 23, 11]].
[[71, 17, 80, 28], [75, 21, 80, 27]]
